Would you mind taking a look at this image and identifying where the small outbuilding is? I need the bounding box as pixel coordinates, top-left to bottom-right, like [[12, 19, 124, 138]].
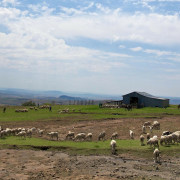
[[123, 91, 169, 108]]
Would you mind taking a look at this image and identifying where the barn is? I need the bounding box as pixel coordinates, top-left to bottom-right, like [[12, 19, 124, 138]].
[[123, 91, 169, 108]]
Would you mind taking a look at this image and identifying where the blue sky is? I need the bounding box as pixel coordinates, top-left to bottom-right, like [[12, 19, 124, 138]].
[[0, 0, 180, 97]]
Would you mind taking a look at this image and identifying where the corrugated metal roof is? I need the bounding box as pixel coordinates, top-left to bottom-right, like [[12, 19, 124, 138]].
[[123, 91, 169, 100]]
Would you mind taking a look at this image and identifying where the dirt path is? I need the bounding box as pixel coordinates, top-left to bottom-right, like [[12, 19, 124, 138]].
[[0, 149, 179, 180]]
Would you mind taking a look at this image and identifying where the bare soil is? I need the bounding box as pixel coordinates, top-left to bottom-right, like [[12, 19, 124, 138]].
[[0, 116, 180, 179], [0, 149, 179, 180]]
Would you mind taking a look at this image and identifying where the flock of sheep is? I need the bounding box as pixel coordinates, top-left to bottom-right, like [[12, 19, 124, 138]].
[[110, 120, 180, 163], [0, 119, 180, 164]]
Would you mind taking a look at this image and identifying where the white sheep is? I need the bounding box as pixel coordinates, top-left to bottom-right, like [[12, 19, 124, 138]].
[[74, 133, 86, 141], [142, 125, 146, 134], [26, 129, 32, 138], [140, 135, 145, 146], [149, 126, 153, 134], [98, 131, 106, 141], [110, 140, 117, 155], [153, 148, 160, 163], [152, 121, 160, 130], [111, 132, 118, 140], [146, 133, 150, 141], [160, 135, 167, 145], [129, 130, 134, 139], [171, 132, 180, 144], [143, 121, 151, 127], [17, 131, 26, 139], [47, 132, 58, 141], [147, 136, 159, 148], [86, 133, 92, 141], [65, 131, 75, 140], [37, 129, 44, 137]]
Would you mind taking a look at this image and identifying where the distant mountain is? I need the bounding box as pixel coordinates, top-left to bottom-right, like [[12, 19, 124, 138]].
[[59, 95, 84, 100], [0, 88, 179, 105]]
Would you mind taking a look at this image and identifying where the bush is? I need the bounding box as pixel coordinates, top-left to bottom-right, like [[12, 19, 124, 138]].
[[22, 101, 36, 106]]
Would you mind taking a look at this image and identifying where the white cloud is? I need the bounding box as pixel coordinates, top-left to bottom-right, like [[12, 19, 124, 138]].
[[119, 45, 126, 49], [130, 47, 143, 51], [1, 0, 19, 6]]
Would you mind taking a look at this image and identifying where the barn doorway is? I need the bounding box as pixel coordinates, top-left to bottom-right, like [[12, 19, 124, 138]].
[[130, 97, 138, 104]]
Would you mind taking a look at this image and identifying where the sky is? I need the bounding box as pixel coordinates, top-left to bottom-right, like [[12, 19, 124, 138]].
[[0, 0, 180, 97]]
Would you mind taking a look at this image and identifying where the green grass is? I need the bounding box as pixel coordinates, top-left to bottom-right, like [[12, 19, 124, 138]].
[[0, 105, 180, 122], [0, 136, 179, 157]]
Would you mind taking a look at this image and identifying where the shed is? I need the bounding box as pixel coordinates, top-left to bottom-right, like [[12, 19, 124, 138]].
[[123, 92, 169, 108]]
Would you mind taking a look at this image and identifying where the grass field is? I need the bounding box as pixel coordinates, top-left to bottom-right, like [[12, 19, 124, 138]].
[[0, 136, 179, 158], [0, 105, 180, 157], [0, 105, 180, 122]]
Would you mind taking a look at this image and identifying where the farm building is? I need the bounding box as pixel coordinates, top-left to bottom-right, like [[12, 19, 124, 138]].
[[123, 92, 169, 108]]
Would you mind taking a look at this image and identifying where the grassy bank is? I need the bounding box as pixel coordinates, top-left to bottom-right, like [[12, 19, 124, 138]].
[[0, 136, 179, 158]]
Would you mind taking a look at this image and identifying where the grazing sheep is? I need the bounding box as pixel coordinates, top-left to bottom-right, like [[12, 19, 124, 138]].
[[142, 125, 146, 134], [74, 133, 86, 141], [171, 132, 180, 144], [143, 121, 151, 127], [140, 135, 145, 146], [129, 130, 134, 139], [147, 133, 151, 141], [86, 133, 93, 141], [65, 131, 75, 140], [111, 132, 118, 140], [37, 129, 44, 137], [162, 131, 172, 136], [0, 130, 7, 138], [160, 135, 167, 145], [17, 131, 26, 139], [110, 140, 117, 155], [149, 126, 153, 134], [47, 132, 58, 141], [26, 129, 32, 138], [147, 135, 159, 148], [153, 148, 160, 163], [98, 131, 106, 141], [152, 121, 160, 130]]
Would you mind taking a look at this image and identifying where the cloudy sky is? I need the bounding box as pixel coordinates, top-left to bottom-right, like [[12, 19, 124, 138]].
[[0, 0, 180, 97]]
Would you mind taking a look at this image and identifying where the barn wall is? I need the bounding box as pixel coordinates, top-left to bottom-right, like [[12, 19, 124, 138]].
[[123, 92, 169, 107]]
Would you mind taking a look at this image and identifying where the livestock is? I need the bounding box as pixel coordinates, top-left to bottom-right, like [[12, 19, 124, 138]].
[[26, 129, 32, 138], [98, 131, 106, 141], [153, 148, 160, 163], [149, 126, 153, 134], [47, 132, 58, 141], [146, 133, 150, 141], [171, 131, 180, 144], [65, 131, 75, 140], [152, 121, 160, 130], [37, 129, 44, 137], [160, 135, 167, 145], [140, 135, 145, 146], [86, 133, 92, 141], [17, 131, 26, 139], [129, 130, 134, 139], [74, 133, 86, 141], [110, 140, 117, 155], [111, 132, 118, 140], [178, 104, 180, 109], [147, 136, 159, 148], [142, 125, 146, 134], [143, 121, 151, 127], [162, 131, 172, 136]]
